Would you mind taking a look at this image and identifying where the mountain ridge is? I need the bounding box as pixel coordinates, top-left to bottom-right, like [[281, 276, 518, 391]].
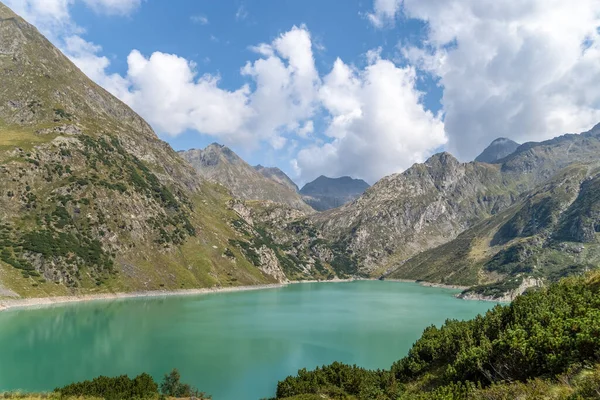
[[254, 164, 299, 192], [314, 128, 600, 278], [300, 175, 370, 211], [475, 137, 520, 163], [178, 144, 313, 212]]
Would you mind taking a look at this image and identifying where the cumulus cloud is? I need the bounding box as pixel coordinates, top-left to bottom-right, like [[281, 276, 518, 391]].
[[64, 36, 131, 99], [65, 25, 321, 148], [371, 0, 600, 160], [294, 56, 446, 183], [124, 50, 253, 140]]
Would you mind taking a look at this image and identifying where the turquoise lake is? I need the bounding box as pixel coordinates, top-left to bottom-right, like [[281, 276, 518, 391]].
[[0, 281, 496, 399]]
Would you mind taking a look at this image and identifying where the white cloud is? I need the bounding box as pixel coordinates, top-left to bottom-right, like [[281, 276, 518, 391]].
[[82, 0, 142, 15], [125, 50, 253, 139], [4, 0, 76, 40], [63, 36, 131, 100], [65, 25, 320, 148], [297, 121, 314, 138], [190, 14, 209, 25], [366, 0, 402, 28], [293, 54, 446, 183], [378, 0, 600, 160], [65, 20, 438, 184], [235, 25, 320, 144]]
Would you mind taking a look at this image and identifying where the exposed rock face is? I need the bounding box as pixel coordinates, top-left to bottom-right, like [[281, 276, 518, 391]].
[[254, 165, 299, 192], [227, 200, 355, 280], [179, 145, 313, 212], [459, 278, 544, 302], [257, 246, 289, 283], [300, 176, 370, 211], [313, 153, 512, 273], [475, 138, 520, 163]]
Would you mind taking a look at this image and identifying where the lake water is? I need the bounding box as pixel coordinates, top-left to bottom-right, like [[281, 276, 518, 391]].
[[0, 281, 495, 399]]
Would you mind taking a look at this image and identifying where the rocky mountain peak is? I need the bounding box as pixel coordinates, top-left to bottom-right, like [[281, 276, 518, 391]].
[[179, 144, 312, 212], [475, 137, 520, 163], [254, 165, 299, 192]]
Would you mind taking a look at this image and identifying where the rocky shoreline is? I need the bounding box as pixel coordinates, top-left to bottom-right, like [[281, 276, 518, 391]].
[[456, 277, 544, 303]]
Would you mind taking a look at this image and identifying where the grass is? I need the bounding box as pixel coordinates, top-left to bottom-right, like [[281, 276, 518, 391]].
[[0, 124, 59, 152]]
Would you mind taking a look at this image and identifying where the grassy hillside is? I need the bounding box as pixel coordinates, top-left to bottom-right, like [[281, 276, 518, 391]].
[[0, 2, 322, 298], [272, 272, 600, 399]]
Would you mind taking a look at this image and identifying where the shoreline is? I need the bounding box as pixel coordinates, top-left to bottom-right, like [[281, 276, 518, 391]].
[[0, 278, 358, 312], [382, 278, 470, 291], [0, 277, 474, 312], [0, 283, 287, 312]]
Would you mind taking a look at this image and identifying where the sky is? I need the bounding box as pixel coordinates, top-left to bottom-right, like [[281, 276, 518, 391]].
[[5, 0, 600, 186]]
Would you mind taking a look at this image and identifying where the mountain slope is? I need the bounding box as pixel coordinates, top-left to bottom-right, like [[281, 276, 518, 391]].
[[254, 165, 299, 192], [179, 145, 313, 212], [475, 137, 520, 163], [388, 164, 600, 298], [300, 176, 370, 211], [313, 153, 514, 274], [0, 2, 308, 297], [315, 126, 600, 276]]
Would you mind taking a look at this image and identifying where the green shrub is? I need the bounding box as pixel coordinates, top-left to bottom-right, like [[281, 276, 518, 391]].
[[160, 369, 210, 399], [55, 373, 158, 399]]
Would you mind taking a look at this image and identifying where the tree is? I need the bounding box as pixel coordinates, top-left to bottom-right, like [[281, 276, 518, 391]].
[[160, 368, 211, 399]]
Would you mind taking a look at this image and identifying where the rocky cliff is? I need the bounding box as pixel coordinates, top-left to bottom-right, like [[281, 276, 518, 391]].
[[179, 145, 313, 212]]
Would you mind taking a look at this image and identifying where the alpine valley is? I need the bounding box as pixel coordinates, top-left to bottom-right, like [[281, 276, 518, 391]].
[[0, 0, 599, 305]]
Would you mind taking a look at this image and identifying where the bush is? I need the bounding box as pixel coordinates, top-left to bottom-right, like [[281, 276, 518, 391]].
[[55, 373, 158, 399], [160, 369, 210, 399]]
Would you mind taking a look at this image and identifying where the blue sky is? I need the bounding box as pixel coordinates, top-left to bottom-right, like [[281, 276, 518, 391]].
[[7, 0, 600, 186], [67, 0, 439, 173]]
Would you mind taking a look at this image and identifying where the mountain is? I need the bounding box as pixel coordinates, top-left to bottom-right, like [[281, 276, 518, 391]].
[[390, 164, 600, 300], [314, 125, 600, 277], [475, 137, 520, 163], [299, 176, 370, 211], [254, 165, 299, 192], [0, 2, 336, 298], [178, 145, 312, 212]]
